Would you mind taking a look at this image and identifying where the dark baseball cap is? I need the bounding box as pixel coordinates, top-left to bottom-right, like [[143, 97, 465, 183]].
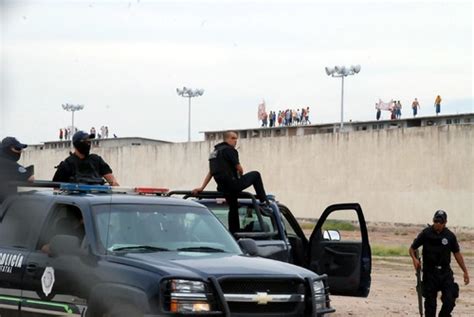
[[72, 131, 94, 144], [433, 210, 447, 223], [1, 136, 28, 150]]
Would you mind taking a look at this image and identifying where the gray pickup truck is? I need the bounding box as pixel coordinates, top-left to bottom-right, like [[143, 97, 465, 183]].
[[168, 191, 372, 298]]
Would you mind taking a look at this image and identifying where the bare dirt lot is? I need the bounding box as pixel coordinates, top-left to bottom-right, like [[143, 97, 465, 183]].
[[308, 223, 474, 316]]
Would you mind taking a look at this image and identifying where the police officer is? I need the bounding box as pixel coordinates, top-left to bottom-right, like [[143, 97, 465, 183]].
[[0, 137, 35, 202], [41, 210, 85, 255], [193, 131, 269, 233], [409, 210, 470, 317], [53, 131, 119, 186]]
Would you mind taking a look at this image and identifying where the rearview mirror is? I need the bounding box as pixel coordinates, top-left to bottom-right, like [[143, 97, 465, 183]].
[[238, 238, 259, 256]]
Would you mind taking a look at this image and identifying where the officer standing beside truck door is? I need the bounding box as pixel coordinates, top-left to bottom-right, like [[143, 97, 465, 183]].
[[409, 210, 470, 317]]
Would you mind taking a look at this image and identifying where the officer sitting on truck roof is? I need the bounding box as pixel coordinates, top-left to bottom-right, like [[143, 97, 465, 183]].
[[53, 131, 119, 186], [192, 131, 270, 234]]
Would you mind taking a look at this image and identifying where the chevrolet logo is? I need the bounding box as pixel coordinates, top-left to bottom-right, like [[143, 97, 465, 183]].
[[254, 292, 273, 305]]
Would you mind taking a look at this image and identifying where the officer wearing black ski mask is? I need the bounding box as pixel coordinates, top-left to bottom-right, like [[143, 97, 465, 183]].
[[0, 136, 35, 202], [53, 131, 119, 186]]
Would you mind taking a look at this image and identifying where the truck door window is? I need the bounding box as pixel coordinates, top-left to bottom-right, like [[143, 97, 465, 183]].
[[210, 205, 275, 233], [0, 199, 46, 249], [38, 204, 85, 253], [281, 216, 297, 237], [322, 210, 361, 242]]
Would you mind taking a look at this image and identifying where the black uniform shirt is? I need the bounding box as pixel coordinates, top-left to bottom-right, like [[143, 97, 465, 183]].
[[53, 153, 112, 184], [0, 155, 32, 182], [0, 152, 33, 201], [411, 226, 460, 270], [209, 142, 239, 181]]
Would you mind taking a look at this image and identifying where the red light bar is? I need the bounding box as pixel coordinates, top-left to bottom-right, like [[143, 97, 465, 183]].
[[135, 187, 169, 195]]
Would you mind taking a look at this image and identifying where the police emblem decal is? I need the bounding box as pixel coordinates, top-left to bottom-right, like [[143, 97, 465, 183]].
[[18, 166, 27, 173], [442, 238, 448, 245], [41, 267, 55, 296]]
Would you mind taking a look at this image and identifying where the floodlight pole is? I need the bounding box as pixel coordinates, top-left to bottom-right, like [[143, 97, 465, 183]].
[[325, 65, 360, 131], [340, 76, 344, 130], [187, 96, 192, 142], [176, 87, 204, 142], [61, 103, 84, 146]]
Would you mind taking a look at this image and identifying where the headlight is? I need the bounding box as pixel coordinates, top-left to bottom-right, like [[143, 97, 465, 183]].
[[171, 279, 206, 293], [166, 279, 216, 313], [312, 280, 327, 311]]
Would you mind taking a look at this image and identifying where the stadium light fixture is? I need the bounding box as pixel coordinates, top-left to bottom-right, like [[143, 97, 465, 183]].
[[61, 103, 84, 146], [177, 87, 205, 142], [324, 64, 361, 131]]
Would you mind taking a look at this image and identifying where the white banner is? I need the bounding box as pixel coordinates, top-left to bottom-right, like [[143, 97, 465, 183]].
[[258, 100, 266, 120], [376, 99, 395, 111]]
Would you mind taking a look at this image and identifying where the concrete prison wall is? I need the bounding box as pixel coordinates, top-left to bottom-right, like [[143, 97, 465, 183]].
[[22, 125, 473, 227]]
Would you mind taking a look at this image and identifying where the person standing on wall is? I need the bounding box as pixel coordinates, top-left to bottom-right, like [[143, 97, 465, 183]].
[[434, 95, 442, 116], [412, 98, 420, 117]]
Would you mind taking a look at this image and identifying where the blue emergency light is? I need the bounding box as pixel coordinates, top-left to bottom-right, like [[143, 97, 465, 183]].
[[59, 183, 112, 193], [58, 183, 169, 195]]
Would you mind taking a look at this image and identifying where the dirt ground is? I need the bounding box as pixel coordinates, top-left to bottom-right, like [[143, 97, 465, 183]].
[[308, 223, 474, 316]]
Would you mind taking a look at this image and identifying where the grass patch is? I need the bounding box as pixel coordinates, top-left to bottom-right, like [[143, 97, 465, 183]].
[[322, 220, 356, 231], [372, 244, 409, 257], [456, 232, 474, 242], [394, 230, 408, 236], [300, 222, 316, 230], [298, 220, 356, 231]]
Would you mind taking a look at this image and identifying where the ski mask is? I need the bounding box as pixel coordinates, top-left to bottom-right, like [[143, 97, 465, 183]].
[[74, 141, 91, 156], [1, 147, 21, 162], [1, 137, 27, 162]]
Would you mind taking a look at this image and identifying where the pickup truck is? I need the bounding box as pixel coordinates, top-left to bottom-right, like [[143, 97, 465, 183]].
[[167, 191, 372, 298], [0, 183, 334, 317]]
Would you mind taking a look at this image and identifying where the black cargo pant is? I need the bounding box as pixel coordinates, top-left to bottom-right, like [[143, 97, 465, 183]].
[[215, 171, 268, 234], [422, 268, 459, 317]]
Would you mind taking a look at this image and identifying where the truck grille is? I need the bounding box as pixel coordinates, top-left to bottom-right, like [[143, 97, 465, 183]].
[[220, 279, 305, 294], [219, 278, 307, 315]]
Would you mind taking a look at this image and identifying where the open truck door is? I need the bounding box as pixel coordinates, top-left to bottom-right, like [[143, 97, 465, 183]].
[[308, 203, 371, 297]]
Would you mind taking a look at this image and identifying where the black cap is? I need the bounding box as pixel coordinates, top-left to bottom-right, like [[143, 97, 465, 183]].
[[433, 210, 447, 223], [1, 137, 28, 151], [72, 131, 92, 144]]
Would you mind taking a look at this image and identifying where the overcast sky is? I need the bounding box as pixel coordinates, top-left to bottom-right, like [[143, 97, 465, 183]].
[[1, 0, 472, 144]]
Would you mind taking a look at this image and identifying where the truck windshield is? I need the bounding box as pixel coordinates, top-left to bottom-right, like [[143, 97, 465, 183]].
[[93, 204, 242, 254]]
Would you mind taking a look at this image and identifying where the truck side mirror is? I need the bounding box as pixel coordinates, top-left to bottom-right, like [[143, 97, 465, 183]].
[[49, 235, 81, 257], [238, 238, 259, 256], [323, 230, 341, 241]]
